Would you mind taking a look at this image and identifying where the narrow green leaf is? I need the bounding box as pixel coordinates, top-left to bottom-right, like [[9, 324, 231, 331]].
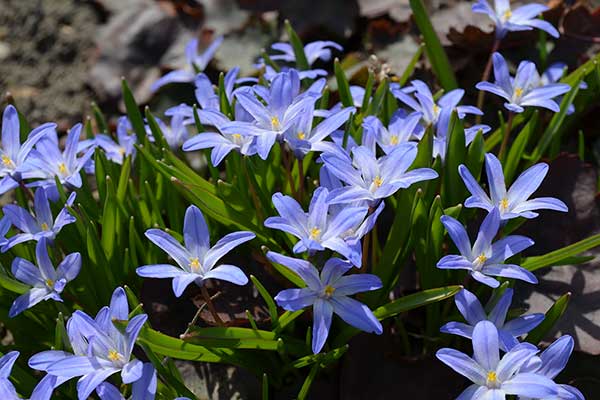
[[443, 111, 466, 206], [297, 363, 320, 400], [521, 233, 600, 272], [409, 0, 457, 90], [284, 20, 310, 71], [250, 275, 279, 327], [503, 111, 538, 183], [526, 293, 570, 345], [91, 102, 108, 133], [334, 59, 354, 107], [121, 79, 147, 140], [183, 326, 280, 350], [397, 43, 425, 87]]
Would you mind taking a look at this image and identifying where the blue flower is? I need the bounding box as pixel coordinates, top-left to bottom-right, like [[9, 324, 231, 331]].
[[85, 116, 136, 165], [182, 109, 257, 166], [437, 208, 537, 288], [472, 0, 559, 39], [441, 288, 543, 351], [437, 320, 558, 399], [146, 114, 191, 150], [476, 53, 571, 113], [267, 251, 382, 353], [519, 335, 584, 400], [264, 187, 368, 266], [269, 40, 343, 66], [220, 69, 319, 159], [459, 153, 568, 219], [137, 205, 255, 297], [151, 36, 224, 92], [9, 238, 81, 317], [362, 111, 422, 155], [283, 102, 355, 159], [321, 143, 438, 206], [0, 105, 56, 195], [2, 189, 76, 251], [0, 351, 20, 399], [27, 123, 95, 200], [39, 288, 152, 400], [391, 80, 483, 132]]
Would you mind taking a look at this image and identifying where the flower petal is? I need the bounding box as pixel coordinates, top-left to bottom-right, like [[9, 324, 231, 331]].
[[203, 264, 248, 285], [330, 296, 382, 334], [436, 348, 486, 385], [311, 299, 333, 354]]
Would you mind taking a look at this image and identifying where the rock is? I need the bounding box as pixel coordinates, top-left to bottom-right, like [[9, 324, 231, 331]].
[[515, 155, 600, 354]]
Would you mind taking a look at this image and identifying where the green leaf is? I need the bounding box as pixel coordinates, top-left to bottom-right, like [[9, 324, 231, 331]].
[[521, 233, 600, 272], [397, 43, 425, 87], [0, 269, 29, 294], [284, 20, 310, 71], [530, 73, 584, 161], [218, 72, 234, 119], [91, 102, 108, 133], [121, 79, 147, 140], [262, 373, 269, 400], [334, 59, 354, 107], [526, 293, 570, 345], [443, 111, 466, 206], [409, 0, 457, 90], [297, 363, 320, 400], [183, 327, 280, 350], [250, 275, 279, 327], [503, 111, 538, 184]]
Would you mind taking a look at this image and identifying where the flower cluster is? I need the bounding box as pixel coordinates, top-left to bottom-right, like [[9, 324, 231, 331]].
[[0, 2, 588, 398]]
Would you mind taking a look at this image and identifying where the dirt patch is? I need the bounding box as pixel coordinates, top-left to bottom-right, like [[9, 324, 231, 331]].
[[0, 0, 100, 129]]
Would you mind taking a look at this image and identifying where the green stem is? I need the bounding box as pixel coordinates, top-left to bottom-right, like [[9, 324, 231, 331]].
[[499, 111, 514, 161], [476, 38, 502, 124]]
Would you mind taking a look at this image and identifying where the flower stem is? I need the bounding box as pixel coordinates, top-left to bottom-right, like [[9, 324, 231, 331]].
[[200, 285, 224, 326], [476, 38, 501, 124], [18, 181, 34, 202], [242, 156, 264, 222], [280, 143, 297, 198], [181, 291, 222, 337], [297, 158, 305, 202], [499, 111, 514, 161]]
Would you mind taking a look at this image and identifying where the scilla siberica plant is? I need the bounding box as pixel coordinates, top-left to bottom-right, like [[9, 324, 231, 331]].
[[0, 7, 595, 400]]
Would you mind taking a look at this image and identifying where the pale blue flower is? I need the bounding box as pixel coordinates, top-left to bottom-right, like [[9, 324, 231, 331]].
[[264, 187, 368, 266], [0, 105, 56, 195], [9, 238, 81, 317], [476, 53, 571, 113], [437, 320, 558, 399], [459, 153, 568, 220], [0, 351, 20, 399], [519, 335, 585, 400], [137, 205, 255, 297], [151, 36, 224, 92], [472, 0, 559, 39], [441, 288, 543, 351], [2, 189, 76, 251], [42, 288, 152, 400], [438, 208, 537, 288], [321, 143, 438, 206], [267, 252, 382, 353]]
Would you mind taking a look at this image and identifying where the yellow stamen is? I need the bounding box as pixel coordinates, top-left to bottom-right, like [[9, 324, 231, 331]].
[[389, 135, 399, 145], [189, 257, 201, 271], [514, 87, 523, 98], [500, 198, 509, 212], [309, 227, 321, 240], [487, 371, 498, 384], [433, 104, 441, 115], [502, 9, 512, 20], [118, 147, 126, 155], [232, 133, 242, 139], [40, 223, 49, 231], [297, 131, 306, 140], [324, 285, 335, 298], [476, 254, 488, 265], [108, 350, 121, 362], [271, 116, 281, 130], [45, 278, 54, 288], [373, 176, 383, 188], [58, 162, 67, 174], [2, 155, 14, 167]]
